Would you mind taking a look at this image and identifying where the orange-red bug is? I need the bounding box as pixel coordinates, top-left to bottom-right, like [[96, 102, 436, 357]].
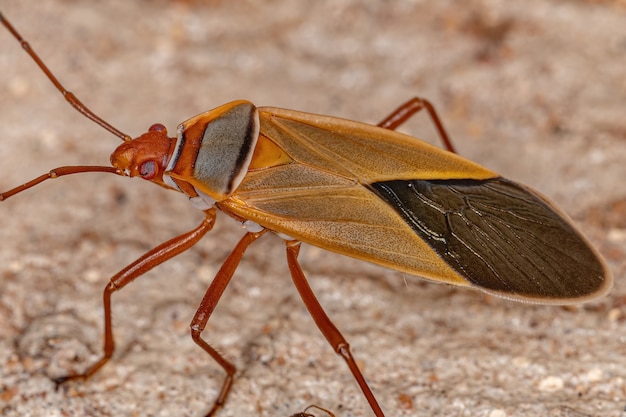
[[0, 10, 612, 417]]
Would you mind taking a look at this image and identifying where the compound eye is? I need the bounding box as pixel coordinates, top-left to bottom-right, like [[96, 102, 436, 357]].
[[139, 160, 157, 180]]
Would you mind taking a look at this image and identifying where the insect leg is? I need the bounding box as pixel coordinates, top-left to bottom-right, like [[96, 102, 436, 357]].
[[54, 209, 217, 386], [189, 229, 267, 417], [289, 404, 336, 417], [285, 241, 385, 417], [377, 97, 456, 153]]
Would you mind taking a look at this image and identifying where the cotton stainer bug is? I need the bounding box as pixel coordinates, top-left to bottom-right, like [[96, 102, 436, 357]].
[[0, 10, 613, 417]]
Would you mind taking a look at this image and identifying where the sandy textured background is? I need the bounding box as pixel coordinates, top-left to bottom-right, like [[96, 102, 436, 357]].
[[1, 1, 625, 416]]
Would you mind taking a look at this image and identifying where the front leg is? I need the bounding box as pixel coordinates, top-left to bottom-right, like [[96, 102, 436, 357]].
[[55, 209, 217, 386]]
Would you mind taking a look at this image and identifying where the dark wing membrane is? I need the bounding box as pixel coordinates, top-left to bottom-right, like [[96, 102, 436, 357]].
[[369, 177, 609, 302]]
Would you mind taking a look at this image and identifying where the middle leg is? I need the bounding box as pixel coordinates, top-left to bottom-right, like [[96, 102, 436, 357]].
[[189, 229, 266, 417]]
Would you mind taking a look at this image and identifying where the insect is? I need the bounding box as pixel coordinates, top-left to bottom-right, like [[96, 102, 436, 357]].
[[1, 10, 612, 417]]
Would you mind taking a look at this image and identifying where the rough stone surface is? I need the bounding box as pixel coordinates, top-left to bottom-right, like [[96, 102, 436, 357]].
[[1, 1, 625, 416]]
